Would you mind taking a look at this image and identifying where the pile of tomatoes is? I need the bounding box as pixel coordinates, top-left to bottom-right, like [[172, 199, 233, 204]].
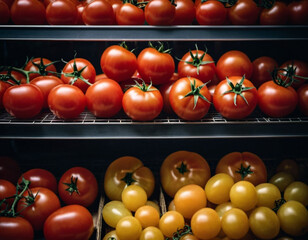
[[0, 0, 308, 25], [1, 42, 308, 121]]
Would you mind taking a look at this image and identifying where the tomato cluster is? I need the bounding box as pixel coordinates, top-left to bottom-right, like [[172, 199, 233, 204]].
[[1, 0, 307, 25]]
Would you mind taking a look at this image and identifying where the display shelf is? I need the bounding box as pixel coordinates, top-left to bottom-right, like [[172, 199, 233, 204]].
[[0, 110, 307, 139], [1, 25, 308, 41]]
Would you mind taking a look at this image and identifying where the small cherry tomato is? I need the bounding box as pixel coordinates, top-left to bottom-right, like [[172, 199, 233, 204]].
[[159, 211, 185, 238], [229, 180, 257, 211], [255, 183, 281, 209], [102, 200, 132, 228], [121, 185, 147, 212], [116, 216, 142, 240], [135, 205, 160, 228], [284, 181, 308, 206]]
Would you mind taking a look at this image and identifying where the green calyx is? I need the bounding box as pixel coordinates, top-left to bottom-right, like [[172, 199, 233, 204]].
[[63, 58, 92, 86], [0, 67, 21, 85], [28, 57, 59, 77], [223, 75, 254, 106], [166, 225, 193, 240], [184, 78, 211, 109], [121, 172, 136, 186], [149, 41, 172, 54], [273, 198, 286, 213], [176, 162, 189, 174], [133, 80, 157, 92], [63, 176, 80, 195], [235, 163, 254, 180]]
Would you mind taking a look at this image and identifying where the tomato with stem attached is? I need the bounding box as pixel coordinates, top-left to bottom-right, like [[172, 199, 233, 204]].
[[259, 1, 288, 25], [159, 211, 185, 238]]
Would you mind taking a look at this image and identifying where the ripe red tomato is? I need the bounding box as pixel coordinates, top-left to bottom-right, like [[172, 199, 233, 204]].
[[0, 179, 16, 210], [144, 0, 176, 25], [297, 84, 308, 116], [177, 47, 216, 84], [137, 43, 175, 85], [196, 0, 227, 25], [106, 0, 123, 16], [259, 1, 288, 25], [0, 156, 21, 184], [216, 50, 253, 81], [213, 75, 258, 119], [61, 57, 96, 93], [85, 78, 123, 118], [3, 84, 44, 119], [100, 44, 137, 82], [0, 70, 27, 85], [0, 216, 34, 240], [227, 0, 260, 25], [44, 204, 94, 240], [288, 0, 308, 25], [215, 151, 267, 186], [58, 166, 98, 207], [30, 75, 63, 108], [0, 0, 10, 24], [82, 0, 115, 25], [116, 3, 145, 25], [46, 0, 78, 25], [10, 0, 46, 24], [251, 56, 278, 87], [172, 0, 195, 25], [18, 168, 58, 193], [48, 84, 86, 119], [16, 187, 61, 231], [24, 57, 58, 81], [0, 81, 10, 109], [279, 59, 308, 89], [159, 79, 176, 115], [122, 81, 163, 121], [1, 0, 13, 7], [169, 77, 212, 120]]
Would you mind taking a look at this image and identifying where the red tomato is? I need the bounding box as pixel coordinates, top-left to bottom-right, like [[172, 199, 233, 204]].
[[76, 2, 86, 24], [46, 0, 78, 25], [24, 57, 58, 81], [85, 78, 123, 118], [82, 0, 115, 25], [0, 156, 21, 184], [259, 1, 288, 25], [44, 205, 94, 240], [106, 0, 123, 16], [172, 0, 195, 25], [159, 79, 176, 115], [10, 0, 46, 24], [297, 84, 308, 116], [215, 151, 267, 186], [196, 0, 227, 25], [0, 70, 27, 85], [18, 168, 58, 193], [169, 77, 212, 121], [144, 0, 176, 25], [257, 80, 298, 117], [16, 187, 61, 231], [58, 166, 98, 207], [30, 75, 63, 108], [137, 43, 175, 85], [61, 57, 96, 93], [2, 0, 13, 7], [177, 47, 216, 84], [251, 56, 278, 87], [228, 0, 260, 25], [95, 73, 108, 82], [122, 82, 163, 121], [3, 84, 44, 119], [100, 44, 137, 82], [116, 3, 145, 25], [213, 75, 258, 119], [279, 59, 308, 89], [216, 50, 253, 81], [0, 0, 10, 24], [288, 0, 308, 25], [0, 81, 10, 109], [0, 179, 16, 210], [0, 216, 34, 240], [48, 84, 86, 119]]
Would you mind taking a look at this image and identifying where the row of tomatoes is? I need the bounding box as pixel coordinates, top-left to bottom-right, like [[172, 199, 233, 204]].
[[0, 0, 307, 25], [1, 42, 308, 121], [1, 151, 307, 239]]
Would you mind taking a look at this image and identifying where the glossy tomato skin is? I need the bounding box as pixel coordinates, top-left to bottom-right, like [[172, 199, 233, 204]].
[[297, 84, 308, 116], [0, 156, 21, 184], [0, 179, 16, 210], [216, 50, 253, 81], [58, 167, 98, 207], [3, 84, 44, 119], [0, 81, 10, 109], [158, 75, 178, 115], [10, 0, 46, 24], [215, 151, 267, 186], [259, 1, 288, 25], [82, 0, 115, 25], [48, 84, 86, 119], [44, 204, 94, 240], [86, 78, 123, 118], [144, 0, 175, 25], [257, 80, 298, 117], [213, 76, 258, 119], [279, 59, 308, 89], [172, 0, 195, 25], [0, 216, 34, 240], [116, 3, 145, 25], [196, 0, 227, 25], [160, 150, 211, 197], [0, 70, 27, 85], [100, 45, 137, 82], [46, 0, 78, 25], [30, 76, 63, 108], [137, 47, 175, 85], [24, 57, 58, 81], [251, 56, 278, 87], [16, 187, 61, 231], [228, 0, 260, 25], [288, 0, 308, 25], [18, 168, 58, 193], [102, 200, 132, 228], [169, 77, 212, 121], [0, 0, 10, 24], [159, 211, 185, 238]]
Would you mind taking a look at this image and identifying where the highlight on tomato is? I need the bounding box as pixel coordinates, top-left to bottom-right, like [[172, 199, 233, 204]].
[[102, 200, 132, 228], [46, 0, 79, 25], [172, 0, 196, 25], [227, 0, 261, 25], [144, 0, 176, 25], [196, 0, 227, 25], [82, 0, 115, 25], [251, 56, 278, 87], [116, 215, 142, 240], [24, 57, 58, 80], [159, 210, 185, 238], [116, 1, 145, 25]]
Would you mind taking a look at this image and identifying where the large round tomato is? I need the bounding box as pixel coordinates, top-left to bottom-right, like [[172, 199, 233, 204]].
[[104, 156, 155, 200], [216, 50, 253, 81], [116, 3, 145, 25], [251, 56, 278, 87], [169, 77, 212, 120], [100, 44, 137, 82], [122, 82, 163, 121], [0, 70, 27, 85], [0, 216, 34, 240], [82, 0, 115, 25], [288, 0, 308, 25], [279, 59, 308, 89], [144, 0, 175, 25], [214, 76, 258, 119], [215, 151, 267, 186], [297, 84, 308, 116], [177, 47, 216, 84], [58, 166, 98, 207], [0, 0, 10, 24], [227, 0, 260, 25], [3, 84, 44, 119], [160, 150, 211, 198], [0, 179, 16, 210], [46, 0, 78, 25], [16, 187, 61, 231], [172, 0, 195, 25], [259, 1, 288, 25], [0, 156, 21, 184], [44, 204, 94, 240], [10, 0, 46, 24], [61, 57, 96, 93], [196, 0, 227, 25], [137, 43, 175, 85]]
